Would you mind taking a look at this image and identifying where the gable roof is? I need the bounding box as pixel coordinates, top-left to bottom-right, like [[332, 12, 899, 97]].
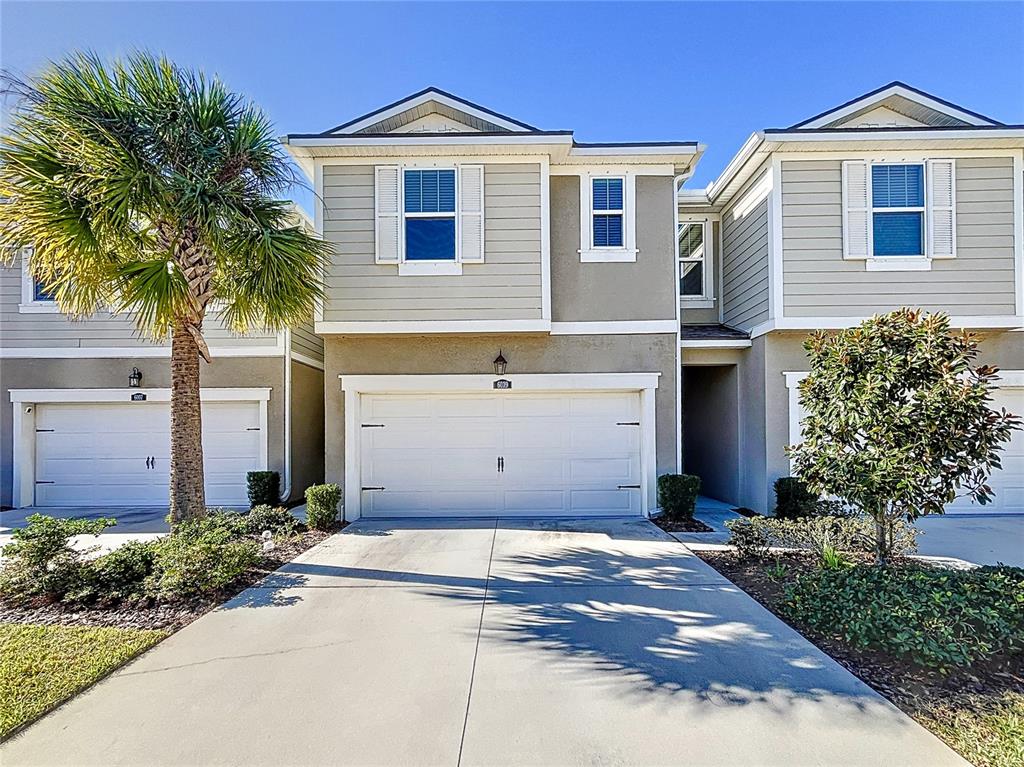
[[322, 87, 541, 135], [787, 81, 1003, 130]]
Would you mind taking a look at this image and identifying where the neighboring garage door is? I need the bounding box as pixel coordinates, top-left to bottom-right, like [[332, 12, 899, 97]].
[[34, 401, 263, 507], [359, 392, 642, 517], [946, 385, 1024, 513]]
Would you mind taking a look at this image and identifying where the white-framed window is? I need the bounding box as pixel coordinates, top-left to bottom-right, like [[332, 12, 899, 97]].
[[374, 163, 485, 276], [842, 158, 955, 271], [677, 217, 715, 308], [578, 170, 637, 262], [18, 246, 59, 313]]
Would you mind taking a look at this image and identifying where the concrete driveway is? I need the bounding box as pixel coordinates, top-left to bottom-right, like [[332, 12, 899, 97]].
[[2, 518, 964, 766]]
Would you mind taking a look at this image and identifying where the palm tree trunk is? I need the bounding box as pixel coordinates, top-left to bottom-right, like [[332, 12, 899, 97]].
[[168, 321, 206, 523]]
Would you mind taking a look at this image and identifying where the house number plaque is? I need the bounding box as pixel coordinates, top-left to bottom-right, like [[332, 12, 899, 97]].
[[493, 379, 512, 390]]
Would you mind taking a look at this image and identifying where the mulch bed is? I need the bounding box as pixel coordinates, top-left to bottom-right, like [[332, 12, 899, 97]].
[[652, 515, 715, 533], [0, 525, 344, 632], [696, 549, 1024, 749]]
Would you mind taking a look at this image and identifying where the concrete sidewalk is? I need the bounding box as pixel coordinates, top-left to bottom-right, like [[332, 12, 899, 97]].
[[1, 517, 966, 766]]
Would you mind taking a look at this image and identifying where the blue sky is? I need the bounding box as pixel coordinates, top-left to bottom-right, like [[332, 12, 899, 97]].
[[4, 1, 1022, 208]]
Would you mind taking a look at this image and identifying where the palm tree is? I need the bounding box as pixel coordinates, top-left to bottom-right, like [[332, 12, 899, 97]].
[[0, 52, 328, 522]]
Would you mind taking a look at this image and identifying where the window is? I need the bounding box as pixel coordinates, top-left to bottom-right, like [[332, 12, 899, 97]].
[[403, 169, 456, 261], [592, 177, 624, 248], [18, 246, 58, 313], [678, 222, 705, 296], [871, 164, 924, 257]]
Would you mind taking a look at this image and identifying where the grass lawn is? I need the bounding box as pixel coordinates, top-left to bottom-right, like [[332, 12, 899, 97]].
[[0, 623, 167, 740], [919, 691, 1024, 767]]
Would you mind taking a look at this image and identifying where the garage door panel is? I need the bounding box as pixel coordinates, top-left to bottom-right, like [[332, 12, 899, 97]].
[[571, 424, 638, 450], [570, 458, 636, 484], [501, 397, 568, 418], [503, 491, 568, 514], [501, 424, 568, 450], [569, 394, 637, 418], [570, 489, 639, 515]]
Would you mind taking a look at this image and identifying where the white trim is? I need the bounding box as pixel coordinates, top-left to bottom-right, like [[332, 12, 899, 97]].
[[327, 90, 534, 135], [677, 214, 718, 308], [316, 154, 553, 167], [549, 320, 678, 335], [9, 387, 272, 508], [314, 160, 325, 325], [290, 352, 325, 371], [747, 315, 1024, 338], [314, 319, 551, 335], [18, 247, 59, 314], [783, 371, 811, 473], [679, 338, 752, 349], [797, 85, 998, 130], [281, 329, 293, 502], [338, 373, 661, 520], [1014, 151, 1024, 317], [551, 163, 676, 177], [577, 169, 638, 263], [290, 134, 574, 148], [570, 145, 700, 158], [580, 249, 638, 263], [0, 344, 287, 359], [707, 132, 763, 201], [540, 158, 552, 320], [865, 256, 932, 272], [769, 128, 1024, 142], [769, 158, 784, 319], [398, 262, 463, 276], [994, 370, 1024, 388]]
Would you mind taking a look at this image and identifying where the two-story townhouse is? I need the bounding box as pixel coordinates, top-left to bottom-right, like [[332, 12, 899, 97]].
[[284, 88, 700, 520], [0, 206, 326, 509], [679, 82, 1024, 514]]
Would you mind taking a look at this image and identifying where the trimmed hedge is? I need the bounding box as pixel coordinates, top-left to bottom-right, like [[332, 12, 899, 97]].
[[773, 477, 819, 519], [726, 515, 917, 562], [657, 474, 700, 520], [783, 564, 1024, 671], [246, 471, 280, 508], [305, 484, 341, 531]]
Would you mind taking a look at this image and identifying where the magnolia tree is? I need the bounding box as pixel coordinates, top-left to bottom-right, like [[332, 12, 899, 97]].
[[788, 308, 1021, 563]]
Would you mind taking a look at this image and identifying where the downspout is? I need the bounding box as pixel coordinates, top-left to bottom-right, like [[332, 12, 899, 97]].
[[673, 169, 695, 475], [279, 328, 293, 504]]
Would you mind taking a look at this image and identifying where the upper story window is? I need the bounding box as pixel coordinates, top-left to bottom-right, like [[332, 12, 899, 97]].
[[403, 169, 456, 261], [871, 164, 924, 257], [678, 217, 716, 309], [18, 246, 59, 313], [591, 177, 624, 248], [375, 164, 485, 275]]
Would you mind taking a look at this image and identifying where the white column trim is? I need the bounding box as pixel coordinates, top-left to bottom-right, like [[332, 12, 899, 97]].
[[540, 156, 552, 320]]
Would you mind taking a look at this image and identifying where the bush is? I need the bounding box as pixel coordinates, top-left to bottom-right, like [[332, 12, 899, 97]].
[[76, 540, 159, 603], [783, 565, 1024, 671], [773, 477, 819, 519], [305, 484, 341, 531], [146, 526, 258, 600], [244, 505, 300, 536], [657, 474, 700, 520], [0, 514, 115, 604], [172, 509, 248, 540], [726, 515, 917, 563], [246, 471, 280, 508]]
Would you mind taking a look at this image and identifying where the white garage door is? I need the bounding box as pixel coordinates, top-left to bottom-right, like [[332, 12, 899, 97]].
[[34, 401, 263, 507], [360, 392, 643, 517], [946, 385, 1024, 513]]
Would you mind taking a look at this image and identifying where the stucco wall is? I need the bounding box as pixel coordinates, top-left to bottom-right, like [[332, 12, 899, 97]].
[[0, 356, 286, 507], [550, 175, 677, 322], [289, 359, 325, 499], [323, 334, 679, 500]]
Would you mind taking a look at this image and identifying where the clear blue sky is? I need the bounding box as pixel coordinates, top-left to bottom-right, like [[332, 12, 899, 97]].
[[4, 1, 1022, 208]]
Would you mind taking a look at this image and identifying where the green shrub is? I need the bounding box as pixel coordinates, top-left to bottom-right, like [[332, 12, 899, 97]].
[[783, 565, 1024, 671], [246, 471, 280, 508], [657, 474, 700, 520], [146, 527, 258, 600], [726, 515, 917, 563], [773, 477, 819, 519], [244, 505, 300, 536], [305, 484, 341, 531], [173, 509, 248, 540], [0, 514, 115, 603], [76, 540, 159, 602]]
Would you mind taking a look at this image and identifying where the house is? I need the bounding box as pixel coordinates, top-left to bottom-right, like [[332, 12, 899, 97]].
[[677, 82, 1024, 513], [3, 82, 1021, 518], [0, 207, 325, 509]]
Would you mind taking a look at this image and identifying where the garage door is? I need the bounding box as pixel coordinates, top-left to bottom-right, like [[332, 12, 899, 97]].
[[359, 392, 643, 517], [946, 385, 1024, 513], [34, 401, 263, 507]]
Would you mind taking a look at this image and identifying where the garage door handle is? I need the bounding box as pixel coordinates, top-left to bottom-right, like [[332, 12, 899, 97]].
[[35, 480, 55, 484], [361, 486, 385, 491], [616, 422, 640, 426], [617, 484, 641, 489]]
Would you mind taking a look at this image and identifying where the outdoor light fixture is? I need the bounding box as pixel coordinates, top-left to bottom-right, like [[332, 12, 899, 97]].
[[128, 367, 143, 388], [493, 351, 508, 377]]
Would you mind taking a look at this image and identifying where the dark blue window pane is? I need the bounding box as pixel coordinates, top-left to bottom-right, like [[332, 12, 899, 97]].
[[872, 164, 924, 208], [593, 214, 623, 247], [404, 169, 455, 214], [405, 218, 456, 261], [873, 212, 923, 256], [33, 280, 55, 301], [592, 177, 623, 211]]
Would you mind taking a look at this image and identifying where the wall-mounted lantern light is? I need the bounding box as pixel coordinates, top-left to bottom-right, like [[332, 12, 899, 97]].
[[128, 367, 143, 388], [493, 351, 508, 377]]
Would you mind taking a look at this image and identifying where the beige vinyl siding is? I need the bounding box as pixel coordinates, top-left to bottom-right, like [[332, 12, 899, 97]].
[[321, 163, 543, 323], [290, 314, 324, 362], [720, 163, 771, 329], [0, 265, 281, 350], [782, 156, 1017, 317]]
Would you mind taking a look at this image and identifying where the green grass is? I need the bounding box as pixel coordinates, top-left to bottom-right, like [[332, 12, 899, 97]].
[[917, 691, 1024, 767], [0, 623, 167, 740]]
